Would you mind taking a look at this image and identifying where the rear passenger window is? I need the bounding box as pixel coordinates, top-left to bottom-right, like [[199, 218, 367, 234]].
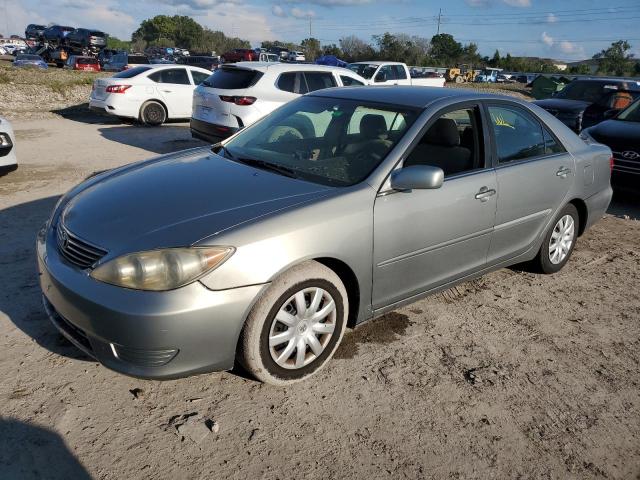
[[340, 75, 364, 86], [303, 72, 336, 92], [277, 72, 307, 94], [148, 68, 190, 85], [488, 106, 545, 164]]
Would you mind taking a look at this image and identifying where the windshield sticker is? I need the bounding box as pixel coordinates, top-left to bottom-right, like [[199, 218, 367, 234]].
[[491, 113, 515, 129]]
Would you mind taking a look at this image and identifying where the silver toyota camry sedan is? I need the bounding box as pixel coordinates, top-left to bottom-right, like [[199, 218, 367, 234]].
[[38, 86, 613, 385]]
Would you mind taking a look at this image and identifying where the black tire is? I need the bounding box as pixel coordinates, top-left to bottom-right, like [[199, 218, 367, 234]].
[[533, 203, 579, 274], [237, 261, 348, 385], [140, 101, 166, 126]]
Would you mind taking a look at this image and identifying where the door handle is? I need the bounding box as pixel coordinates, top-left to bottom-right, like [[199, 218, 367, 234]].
[[475, 187, 496, 202], [161, 89, 173, 93], [556, 167, 571, 178]]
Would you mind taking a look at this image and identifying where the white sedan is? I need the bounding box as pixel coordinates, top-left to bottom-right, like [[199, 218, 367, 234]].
[[0, 116, 17, 175], [89, 64, 213, 125]]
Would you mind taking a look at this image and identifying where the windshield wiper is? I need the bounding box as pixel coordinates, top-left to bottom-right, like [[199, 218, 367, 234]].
[[234, 157, 299, 179], [212, 144, 234, 159]]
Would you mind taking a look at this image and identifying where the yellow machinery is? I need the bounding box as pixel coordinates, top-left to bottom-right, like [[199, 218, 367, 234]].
[[446, 64, 477, 83]]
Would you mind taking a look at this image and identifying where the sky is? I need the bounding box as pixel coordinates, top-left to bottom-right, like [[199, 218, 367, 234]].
[[2, 0, 640, 61]]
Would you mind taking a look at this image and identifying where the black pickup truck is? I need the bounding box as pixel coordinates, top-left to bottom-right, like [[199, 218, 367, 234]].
[[534, 78, 640, 132]]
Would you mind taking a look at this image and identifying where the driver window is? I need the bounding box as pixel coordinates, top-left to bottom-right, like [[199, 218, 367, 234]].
[[404, 107, 483, 177], [488, 106, 545, 164]]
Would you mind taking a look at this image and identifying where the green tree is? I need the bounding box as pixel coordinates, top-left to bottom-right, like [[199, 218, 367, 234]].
[[301, 38, 321, 61], [339, 35, 375, 62], [321, 44, 343, 58], [430, 34, 463, 66], [568, 63, 591, 75], [131, 15, 204, 50], [106, 36, 131, 51], [593, 40, 635, 76], [490, 49, 501, 67]]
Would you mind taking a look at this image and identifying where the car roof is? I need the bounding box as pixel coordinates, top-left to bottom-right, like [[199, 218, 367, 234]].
[[350, 61, 404, 66], [230, 62, 360, 74], [310, 85, 518, 108]]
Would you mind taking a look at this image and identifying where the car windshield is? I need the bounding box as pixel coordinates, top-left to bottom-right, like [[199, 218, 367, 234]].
[[616, 99, 640, 123], [348, 63, 378, 80], [220, 95, 419, 187], [112, 66, 152, 78], [554, 81, 616, 103]]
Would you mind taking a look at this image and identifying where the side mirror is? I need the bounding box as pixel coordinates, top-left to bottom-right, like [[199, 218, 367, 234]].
[[603, 109, 618, 119], [390, 165, 444, 191], [374, 72, 386, 83]]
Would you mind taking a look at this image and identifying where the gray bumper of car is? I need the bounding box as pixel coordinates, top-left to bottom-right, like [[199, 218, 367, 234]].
[[37, 226, 266, 379], [190, 118, 239, 144]]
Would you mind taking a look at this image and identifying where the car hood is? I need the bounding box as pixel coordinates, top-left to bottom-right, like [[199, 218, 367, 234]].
[[61, 148, 333, 255], [588, 119, 640, 146], [533, 98, 591, 114]]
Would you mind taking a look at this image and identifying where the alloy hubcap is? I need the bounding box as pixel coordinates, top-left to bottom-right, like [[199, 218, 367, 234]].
[[268, 287, 337, 370], [549, 214, 575, 264]]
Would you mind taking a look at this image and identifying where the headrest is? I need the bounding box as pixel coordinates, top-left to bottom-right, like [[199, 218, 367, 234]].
[[424, 118, 460, 147], [360, 114, 388, 139]]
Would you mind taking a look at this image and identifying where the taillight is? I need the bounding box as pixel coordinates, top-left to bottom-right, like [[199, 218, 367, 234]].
[[106, 85, 132, 94], [219, 95, 256, 106], [610, 156, 615, 173]]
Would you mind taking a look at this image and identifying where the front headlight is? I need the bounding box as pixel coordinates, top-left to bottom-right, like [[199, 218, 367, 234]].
[[90, 247, 234, 291]]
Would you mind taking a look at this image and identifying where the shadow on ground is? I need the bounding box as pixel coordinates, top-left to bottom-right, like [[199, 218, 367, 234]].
[[0, 418, 91, 480], [98, 124, 208, 154], [607, 190, 640, 221], [0, 196, 88, 360], [51, 103, 122, 125]]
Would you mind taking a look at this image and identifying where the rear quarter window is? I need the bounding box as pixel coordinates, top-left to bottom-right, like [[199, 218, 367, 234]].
[[203, 68, 263, 89]]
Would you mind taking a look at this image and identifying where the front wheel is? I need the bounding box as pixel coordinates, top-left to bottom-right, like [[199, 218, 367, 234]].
[[140, 101, 166, 126], [534, 203, 579, 274], [237, 261, 348, 385]]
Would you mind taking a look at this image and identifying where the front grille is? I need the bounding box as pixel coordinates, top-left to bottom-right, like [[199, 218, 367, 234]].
[[43, 297, 95, 357], [56, 223, 107, 269]]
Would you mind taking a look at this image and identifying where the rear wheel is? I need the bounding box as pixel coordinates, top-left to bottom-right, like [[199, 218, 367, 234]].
[[533, 204, 579, 274], [237, 261, 348, 385], [140, 101, 166, 126]]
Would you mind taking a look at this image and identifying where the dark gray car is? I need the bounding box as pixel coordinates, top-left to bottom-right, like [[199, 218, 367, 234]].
[[37, 87, 613, 385]]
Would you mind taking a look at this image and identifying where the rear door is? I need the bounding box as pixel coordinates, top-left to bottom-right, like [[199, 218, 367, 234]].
[[485, 102, 575, 264], [149, 68, 194, 118]]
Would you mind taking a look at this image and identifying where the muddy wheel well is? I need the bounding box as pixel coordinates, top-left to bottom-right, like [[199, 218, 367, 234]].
[[315, 258, 360, 328], [569, 198, 588, 236]]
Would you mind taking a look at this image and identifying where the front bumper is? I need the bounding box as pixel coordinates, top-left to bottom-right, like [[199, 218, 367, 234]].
[[37, 225, 266, 379], [190, 118, 238, 144]]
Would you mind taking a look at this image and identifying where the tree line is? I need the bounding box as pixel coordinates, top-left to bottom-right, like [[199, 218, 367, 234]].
[[109, 15, 639, 77]]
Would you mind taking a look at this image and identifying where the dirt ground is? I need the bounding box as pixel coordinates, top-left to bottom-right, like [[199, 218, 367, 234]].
[[0, 113, 639, 480]]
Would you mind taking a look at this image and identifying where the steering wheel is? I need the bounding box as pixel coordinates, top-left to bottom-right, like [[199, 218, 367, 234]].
[[267, 126, 303, 143]]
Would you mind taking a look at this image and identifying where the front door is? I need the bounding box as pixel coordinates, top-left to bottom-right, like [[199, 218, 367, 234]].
[[373, 104, 497, 310]]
